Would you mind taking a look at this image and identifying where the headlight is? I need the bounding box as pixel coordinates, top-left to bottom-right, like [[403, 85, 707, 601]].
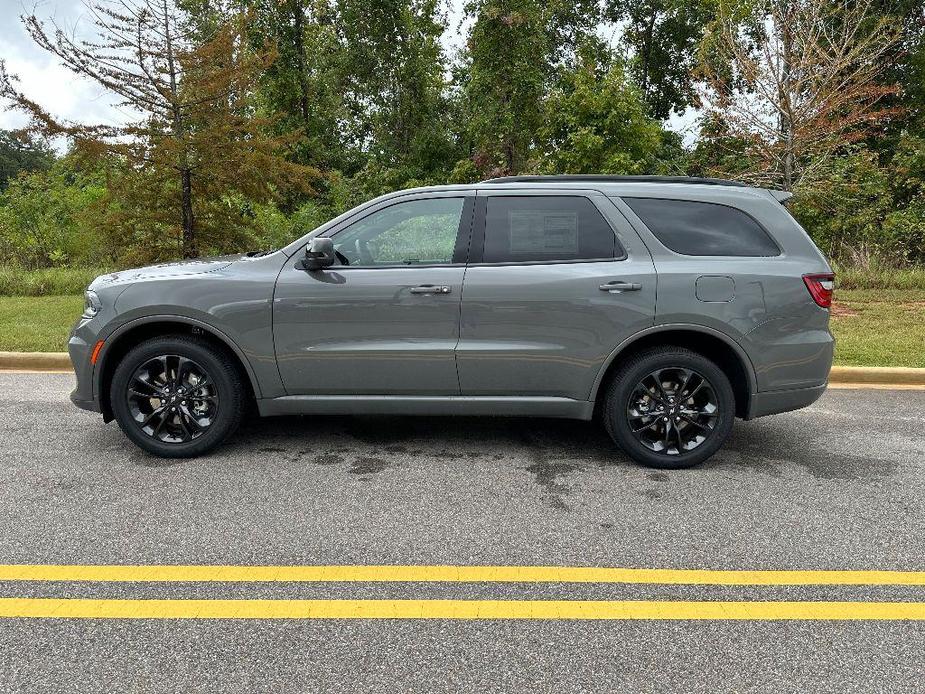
[[82, 290, 102, 319]]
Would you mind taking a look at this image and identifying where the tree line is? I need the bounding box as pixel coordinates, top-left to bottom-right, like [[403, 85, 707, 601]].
[[0, 0, 923, 270]]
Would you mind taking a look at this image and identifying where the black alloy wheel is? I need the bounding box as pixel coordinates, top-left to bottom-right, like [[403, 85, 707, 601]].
[[603, 346, 735, 469], [110, 335, 245, 458], [626, 367, 719, 456], [126, 354, 218, 444]]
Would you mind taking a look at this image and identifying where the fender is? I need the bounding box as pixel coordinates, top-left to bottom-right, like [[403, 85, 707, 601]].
[[588, 322, 759, 402], [92, 314, 264, 403]]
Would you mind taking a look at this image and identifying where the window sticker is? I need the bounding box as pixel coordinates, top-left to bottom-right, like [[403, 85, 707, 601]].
[[508, 211, 579, 255]]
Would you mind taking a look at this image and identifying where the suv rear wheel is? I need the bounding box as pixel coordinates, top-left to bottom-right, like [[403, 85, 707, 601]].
[[110, 335, 245, 458], [603, 346, 735, 469]]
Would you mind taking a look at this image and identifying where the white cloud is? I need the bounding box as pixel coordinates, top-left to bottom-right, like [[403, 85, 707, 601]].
[[0, 0, 135, 148]]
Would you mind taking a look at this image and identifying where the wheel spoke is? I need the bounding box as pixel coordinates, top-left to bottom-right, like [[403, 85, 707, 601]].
[[176, 410, 193, 441], [129, 388, 159, 400], [684, 378, 706, 402], [188, 394, 216, 403], [681, 414, 712, 431], [682, 407, 717, 418], [133, 374, 161, 394], [628, 408, 657, 420], [650, 371, 671, 403], [141, 405, 167, 428], [632, 418, 660, 433], [152, 410, 170, 439], [179, 406, 204, 432]]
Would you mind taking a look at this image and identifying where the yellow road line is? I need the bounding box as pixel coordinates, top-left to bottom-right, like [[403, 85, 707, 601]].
[[1, 598, 924, 620], [2, 564, 925, 585]]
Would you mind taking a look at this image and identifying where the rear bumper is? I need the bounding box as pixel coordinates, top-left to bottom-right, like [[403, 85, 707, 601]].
[[746, 383, 827, 420]]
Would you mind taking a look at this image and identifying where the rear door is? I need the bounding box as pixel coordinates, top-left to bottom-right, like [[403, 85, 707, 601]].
[[274, 192, 473, 395], [456, 190, 656, 400]]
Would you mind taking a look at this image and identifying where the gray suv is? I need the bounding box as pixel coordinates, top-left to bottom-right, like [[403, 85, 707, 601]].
[[68, 175, 835, 469]]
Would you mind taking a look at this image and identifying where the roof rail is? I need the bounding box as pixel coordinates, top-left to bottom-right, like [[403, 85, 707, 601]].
[[480, 175, 750, 188]]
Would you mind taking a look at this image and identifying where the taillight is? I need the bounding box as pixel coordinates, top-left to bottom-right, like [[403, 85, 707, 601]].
[[803, 273, 835, 308]]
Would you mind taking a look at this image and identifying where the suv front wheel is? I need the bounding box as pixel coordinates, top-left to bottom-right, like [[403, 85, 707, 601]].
[[603, 346, 735, 469], [110, 335, 246, 458]]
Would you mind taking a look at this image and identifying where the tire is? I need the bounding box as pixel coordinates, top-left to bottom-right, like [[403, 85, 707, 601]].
[[602, 346, 735, 470], [110, 335, 246, 458]]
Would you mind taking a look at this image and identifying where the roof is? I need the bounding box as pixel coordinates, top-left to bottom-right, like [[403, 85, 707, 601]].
[[481, 175, 750, 187], [479, 174, 791, 203]]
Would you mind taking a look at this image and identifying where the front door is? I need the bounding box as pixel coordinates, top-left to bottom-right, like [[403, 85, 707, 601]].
[[274, 194, 473, 395], [457, 191, 656, 401]]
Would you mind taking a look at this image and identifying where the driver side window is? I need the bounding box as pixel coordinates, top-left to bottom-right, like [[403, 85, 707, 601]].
[[332, 197, 465, 267]]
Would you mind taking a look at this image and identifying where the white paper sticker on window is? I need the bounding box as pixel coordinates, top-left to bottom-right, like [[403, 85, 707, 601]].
[[508, 211, 578, 254]]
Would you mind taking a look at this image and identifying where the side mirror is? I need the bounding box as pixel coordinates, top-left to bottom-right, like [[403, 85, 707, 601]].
[[297, 237, 336, 271]]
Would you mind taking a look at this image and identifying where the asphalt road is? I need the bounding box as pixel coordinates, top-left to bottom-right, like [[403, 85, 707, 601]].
[[1, 373, 924, 693]]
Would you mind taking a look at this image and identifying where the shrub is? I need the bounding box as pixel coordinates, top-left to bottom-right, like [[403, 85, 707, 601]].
[[0, 159, 108, 269]]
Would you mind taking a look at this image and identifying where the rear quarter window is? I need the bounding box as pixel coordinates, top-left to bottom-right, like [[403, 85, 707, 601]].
[[623, 197, 780, 257]]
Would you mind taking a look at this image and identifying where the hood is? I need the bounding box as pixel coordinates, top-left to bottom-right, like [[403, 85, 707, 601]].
[[89, 254, 241, 290]]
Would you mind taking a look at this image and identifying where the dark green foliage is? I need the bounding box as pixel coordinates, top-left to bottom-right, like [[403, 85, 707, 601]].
[[0, 156, 106, 268], [460, 0, 549, 175], [0, 130, 54, 190], [605, 0, 715, 120], [540, 58, 666, 174]]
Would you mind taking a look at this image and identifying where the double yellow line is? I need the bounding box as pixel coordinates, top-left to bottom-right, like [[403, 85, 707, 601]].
[[4, 564, 925, 585], [2, 564, 924, 620]]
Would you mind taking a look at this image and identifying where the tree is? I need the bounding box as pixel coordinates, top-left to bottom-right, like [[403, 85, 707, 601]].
[[459, 0, 548, 176], [865, 1, 925, 141], [236, 0, 353, 172], [605, 0, 716, 120], [0, 1, 317, 259], [539, 58, 666, 174], [0, 130, 55, 189], [337, 0, 452, 172], [697, 0, 901, 191]]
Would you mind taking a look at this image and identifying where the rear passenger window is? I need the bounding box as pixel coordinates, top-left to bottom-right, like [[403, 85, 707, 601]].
[[623, 198, 779, 257], [483, 196, 618, 263]]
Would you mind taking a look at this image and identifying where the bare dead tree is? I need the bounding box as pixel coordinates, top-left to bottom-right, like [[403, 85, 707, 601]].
[[697, 0, 902, 191], [0, 0, 315, 259]]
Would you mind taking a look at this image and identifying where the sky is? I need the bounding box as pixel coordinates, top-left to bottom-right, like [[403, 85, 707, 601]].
[[0, 0, 140, 134], [0, 0, 698, 148]]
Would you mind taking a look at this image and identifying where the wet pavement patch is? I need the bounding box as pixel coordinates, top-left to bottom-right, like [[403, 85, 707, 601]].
[[313, 453, 345, 466], [349, 457, 389, 475]]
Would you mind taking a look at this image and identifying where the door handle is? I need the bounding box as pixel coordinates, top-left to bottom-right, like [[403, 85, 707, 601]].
[[410, 285, 452, 295], [599, 281, 642, 293]]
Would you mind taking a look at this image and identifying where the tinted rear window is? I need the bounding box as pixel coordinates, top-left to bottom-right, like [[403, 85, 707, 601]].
[[623, 198, 779, 257], [483, 196, 618, 263]]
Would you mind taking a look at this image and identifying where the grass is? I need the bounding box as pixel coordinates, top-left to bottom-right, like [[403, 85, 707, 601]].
[[0, 290, 922, 368], [0, 266, 112, 297], [0, 295, 83, 352], [830, 288, 925, 367]]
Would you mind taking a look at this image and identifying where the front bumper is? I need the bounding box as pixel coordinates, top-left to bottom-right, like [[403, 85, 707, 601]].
[[70, 389, 101, 413], [68, 327, 100, 413]]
